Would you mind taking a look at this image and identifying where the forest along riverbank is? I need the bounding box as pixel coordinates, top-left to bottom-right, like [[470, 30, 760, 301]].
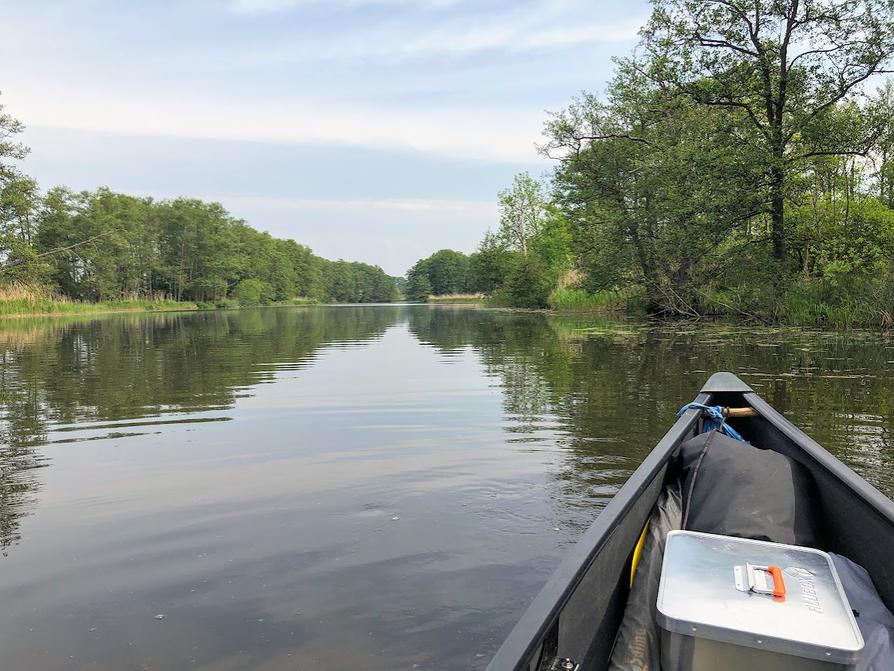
[[400, 5, 894, 327], [0, 305, 892, 671]]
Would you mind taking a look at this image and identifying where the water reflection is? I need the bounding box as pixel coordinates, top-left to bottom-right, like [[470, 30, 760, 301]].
[[0, 306, 891, 669]]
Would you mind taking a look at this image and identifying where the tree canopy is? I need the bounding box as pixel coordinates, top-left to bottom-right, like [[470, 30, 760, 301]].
[[405, 0, 894, 325], [0, 95, 398, 306]]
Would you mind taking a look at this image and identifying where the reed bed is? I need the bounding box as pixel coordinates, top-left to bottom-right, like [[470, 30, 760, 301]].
[[0, 284, 195, 318]]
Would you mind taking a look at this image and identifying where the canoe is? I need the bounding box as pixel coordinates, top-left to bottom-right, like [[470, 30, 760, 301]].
[[486, 372, 894, 671]]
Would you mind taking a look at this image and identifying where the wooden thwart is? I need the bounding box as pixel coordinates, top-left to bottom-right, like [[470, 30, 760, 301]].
[[723, 407, 758, 418]]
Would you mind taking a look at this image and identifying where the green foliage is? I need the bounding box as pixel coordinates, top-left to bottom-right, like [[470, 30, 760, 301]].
[[425, 207, 572, 309], [469, 232, 513, 293], [0, 91, 397, 310], [780, 274, 894, 329], [498, 173, 547, 255], [405, 269, 432, 302], [504, 256, 553, 309], [321, 259, 397, 303], [789, 193, 894, 284], [232, 278, 272, 306], [406, 249, 472, 296], [0, 283, 194, 317], [529, 205, 573, 282], [0, 235, 51, 285], [644, 0, 894, 263], [503, 1, 894, 324], [392, 275, 408, 297], [548, 286, 648, 314], [3, 184, 396, 308], [0, 94, 29, 188]]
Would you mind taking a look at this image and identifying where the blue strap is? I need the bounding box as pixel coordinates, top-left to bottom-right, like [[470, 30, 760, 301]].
[[677, 402, 747, 442]]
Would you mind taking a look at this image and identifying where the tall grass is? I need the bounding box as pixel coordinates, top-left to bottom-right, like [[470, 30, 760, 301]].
[[548, 286, 648, 314], [780, 283, 892, 329], [0, 283, 196, 317], [700, 276, 894, 328], [427, 293, 486, 304]]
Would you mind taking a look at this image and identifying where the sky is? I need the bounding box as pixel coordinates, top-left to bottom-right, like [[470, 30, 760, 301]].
[[1, 0, 650, 275]]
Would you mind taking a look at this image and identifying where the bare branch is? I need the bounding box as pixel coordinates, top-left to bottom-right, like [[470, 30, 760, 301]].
[[786, 62, 888, 143], [694, 32, 760, 58], [798, 149, 870, 159], [577, 133, 652, 146], [0, 231, 115, 274], [788, 43, 848, 69], [677, 83, 769, 136]]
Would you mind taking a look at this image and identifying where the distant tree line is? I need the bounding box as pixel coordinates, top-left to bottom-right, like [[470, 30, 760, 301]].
[[0, 107, 398, 306], [408, 0, 894, 325], [405, 174, 573, 307]]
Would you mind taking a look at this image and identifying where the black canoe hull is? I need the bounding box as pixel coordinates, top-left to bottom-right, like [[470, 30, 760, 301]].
[[486, 372, 894, 671]]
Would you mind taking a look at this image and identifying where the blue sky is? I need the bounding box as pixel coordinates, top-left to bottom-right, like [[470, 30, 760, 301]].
[[1, 0, 649, 275]]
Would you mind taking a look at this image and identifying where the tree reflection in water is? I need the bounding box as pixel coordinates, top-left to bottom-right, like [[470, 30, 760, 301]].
[[0, 306, 890, 669]]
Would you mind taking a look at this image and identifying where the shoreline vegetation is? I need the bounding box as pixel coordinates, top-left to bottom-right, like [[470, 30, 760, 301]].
[[0, 282, 889, 330], [425, 293, 486, 304], [403, 3, 894, 330], [0, 283, 321, 319], [4, 4, 894, 329], [0, 96, 400, 313]]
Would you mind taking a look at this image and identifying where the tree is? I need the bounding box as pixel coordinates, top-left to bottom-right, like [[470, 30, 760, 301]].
[[544, 62, 764, 314], [405, 269, 432, 302], [529, 205, 573, 282], [498, 173, 547, 256], [644, 0, 894, 265], [0, 93, 28, 189], [406, 249, 472, 296], [233, 278, 272, 305], [0, 176, 38, 243], [0, 235, 51, 285], [0, 93, 39, 285], [0, 177, 46, 286], [0, 94, 397, 305], [469, 232, 513, 293], [505, 255, 552, 308], [426, 249, 471, 294], [869, 79, 894, 208]]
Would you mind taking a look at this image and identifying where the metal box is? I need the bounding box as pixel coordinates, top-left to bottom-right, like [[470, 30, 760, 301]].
[[656, 531, 863, 671]]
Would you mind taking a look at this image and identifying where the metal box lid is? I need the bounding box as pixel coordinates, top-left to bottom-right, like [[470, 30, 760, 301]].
[[657, 531, 863, 664]]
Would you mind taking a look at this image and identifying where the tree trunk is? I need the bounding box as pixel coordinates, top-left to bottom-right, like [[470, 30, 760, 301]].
[[630, 225, 661, 312], [770, 165, 786, 263]]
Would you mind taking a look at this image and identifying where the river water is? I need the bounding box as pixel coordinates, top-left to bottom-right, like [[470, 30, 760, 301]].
[[0, 305, 892, 670]]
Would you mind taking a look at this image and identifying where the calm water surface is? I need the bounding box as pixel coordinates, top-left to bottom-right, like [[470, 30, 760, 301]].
[[0, 305, 892, 670]]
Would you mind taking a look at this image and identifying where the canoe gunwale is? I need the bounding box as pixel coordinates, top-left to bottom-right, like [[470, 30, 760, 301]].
[[486, 371, 894, 671], [484, 392, 710, 671], [744, 392, 894, 526]]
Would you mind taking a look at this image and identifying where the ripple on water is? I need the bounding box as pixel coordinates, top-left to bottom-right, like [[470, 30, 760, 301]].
[[0, 309, 891, 670]]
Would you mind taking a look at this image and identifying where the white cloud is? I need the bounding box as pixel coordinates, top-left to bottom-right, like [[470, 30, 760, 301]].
[[0, 0, 643, 163], [228, 0, 458, 12], [0, 0, 644, 270], [241, 8, 643, 63], [224, 195, 498, 216], [8, 80, 547, 163], [219, 196, 499, 273]]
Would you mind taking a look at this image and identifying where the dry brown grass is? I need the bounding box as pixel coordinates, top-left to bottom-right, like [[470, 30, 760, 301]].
[[0, 282, 191, 318], [426, 293, 486, 303], [0, 282, 67, 302]]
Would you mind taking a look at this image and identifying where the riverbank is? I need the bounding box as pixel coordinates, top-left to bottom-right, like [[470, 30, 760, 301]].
[[0, 294, 199, 318], [426, 293, 486, 304], [0, 285, 322, 319], [544, 284, 894, 329], [4, 284, 890, 329]]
